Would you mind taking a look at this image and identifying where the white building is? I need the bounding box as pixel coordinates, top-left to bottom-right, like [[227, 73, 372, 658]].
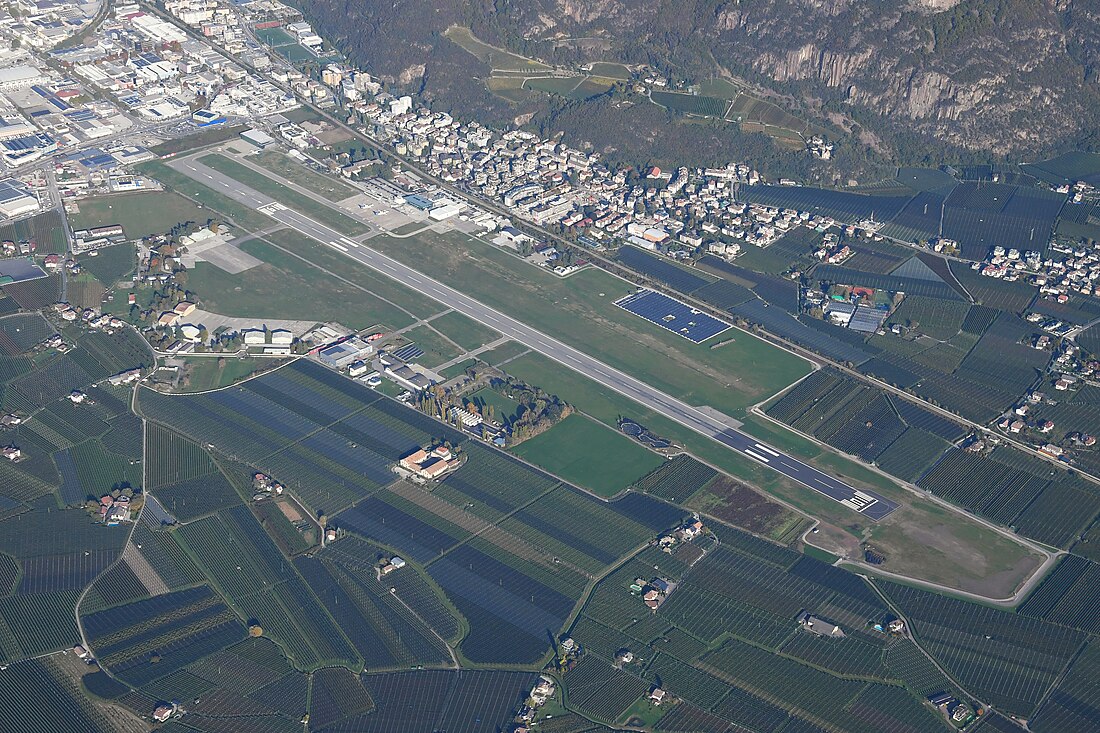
[[0, 179, 39, 219], [0, 66, 47, 92]]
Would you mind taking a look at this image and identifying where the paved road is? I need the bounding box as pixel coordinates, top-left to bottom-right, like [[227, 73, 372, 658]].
[[170, 157, 898, 520]]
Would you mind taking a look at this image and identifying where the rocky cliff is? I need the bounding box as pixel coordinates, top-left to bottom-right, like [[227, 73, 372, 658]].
[[294, 0, 1100, 161]]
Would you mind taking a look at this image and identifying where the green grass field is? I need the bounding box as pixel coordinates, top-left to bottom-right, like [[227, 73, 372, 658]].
[[401, 325, 462, 368], [70, 192, 210, 239], [697, 78, 743, 99], [198, 154, 367, 236], [441, 358, 478, 380], [468, 387, 523, 424], [587, 62, 631, 80], [430, 311, 500, 350], [187, 233, 418, 331], [361, 228, 810, 417], [261, 229, 442, 320], [136, 161, 274, 233], [76, 244, 135, 286], [252, 151, 359, 202], [512, 413, 664, 497], [524, 77, 584, 96], [476, 341, 529, 366], [175, 356, 288, 392]]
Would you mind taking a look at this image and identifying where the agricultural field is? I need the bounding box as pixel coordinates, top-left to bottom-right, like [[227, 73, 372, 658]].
[[881, 581, 1086, 717], [444, 25, 549, 71], [0, 313, 55, 356], [297, 536, 458, 670], [651, 90, 729, 117], [0, 210, 68, 255], [886, 296, 970, 341], [75, 244, 136, 286], [510, 413, 665, 497], [567, 528, 965, 732], [173, 505, 359, 670]]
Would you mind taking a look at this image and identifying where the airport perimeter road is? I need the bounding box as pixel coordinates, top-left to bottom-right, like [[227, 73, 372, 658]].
[[170, 157, 898, 520]]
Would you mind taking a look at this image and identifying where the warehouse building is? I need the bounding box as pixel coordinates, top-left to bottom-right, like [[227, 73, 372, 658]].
[[0, 179, 39, 219]]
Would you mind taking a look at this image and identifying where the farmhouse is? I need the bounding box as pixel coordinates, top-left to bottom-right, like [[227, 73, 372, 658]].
[[380, 555, 406, 575], [2, 445, 21, 461], [398, 445, 461, 480], [798, 612, 845, 637]]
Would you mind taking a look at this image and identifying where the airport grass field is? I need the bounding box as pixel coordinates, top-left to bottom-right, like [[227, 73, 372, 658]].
[[252, 150, 360, 202], [429, 310, 500, 351], [362, 227, 812, 417], [186, 233, 422, 331], [198, 153, 368, 236], [70, 192, 210, 239], [511, 413, 665, 497]]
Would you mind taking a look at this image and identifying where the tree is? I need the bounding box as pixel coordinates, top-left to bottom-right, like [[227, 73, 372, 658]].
[[249, 624, 263, 637]]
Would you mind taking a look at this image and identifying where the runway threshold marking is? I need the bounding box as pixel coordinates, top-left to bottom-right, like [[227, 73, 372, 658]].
[[743, 449, 771, 463]]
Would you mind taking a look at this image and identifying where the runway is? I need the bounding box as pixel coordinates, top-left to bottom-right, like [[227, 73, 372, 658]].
[[170, 156, 899, 521]]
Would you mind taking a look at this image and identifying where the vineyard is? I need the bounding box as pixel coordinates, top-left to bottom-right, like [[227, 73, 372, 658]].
[[0, 313, 55, 356], [887, 296, 970, 340], [174, 506, 358, 670], [919, 448, 1100, 547], [631, 455, 717, 503], [1028, 639, 1100, 733], [83, 585, 246, 686], [295, 549, 453, 670], [881, 581, 1087, 716]]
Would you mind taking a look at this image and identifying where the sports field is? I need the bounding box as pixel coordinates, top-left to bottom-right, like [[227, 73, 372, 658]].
[[511, 413, 664, 497]]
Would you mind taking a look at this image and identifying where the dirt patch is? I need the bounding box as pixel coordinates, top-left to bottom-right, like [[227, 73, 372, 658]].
[[689, 475, 789, 536], [276, 498, 302, 523], [866, 505, 1046, 598], [805, 523, 861, 560]]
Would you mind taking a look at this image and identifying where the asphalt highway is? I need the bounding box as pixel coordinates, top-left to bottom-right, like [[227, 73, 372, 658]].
[[171, 157, 898, 520]]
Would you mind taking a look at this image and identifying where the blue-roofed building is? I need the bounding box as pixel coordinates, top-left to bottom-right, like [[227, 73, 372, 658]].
[[404, 194, 436, 211]]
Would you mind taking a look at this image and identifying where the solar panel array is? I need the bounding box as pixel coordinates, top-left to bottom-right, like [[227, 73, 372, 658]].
[[615, 289, 731, 343]]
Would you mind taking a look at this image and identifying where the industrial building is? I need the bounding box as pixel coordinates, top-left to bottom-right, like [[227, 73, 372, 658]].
[[318, 336, 374, 368], [0, 66, 48, 92], [240, 128, 276, 148], [0, 179, 39, 219]]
